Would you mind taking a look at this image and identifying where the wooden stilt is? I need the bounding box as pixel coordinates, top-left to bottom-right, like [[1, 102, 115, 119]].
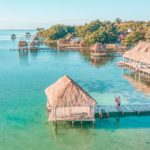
[[92, 119, 95, 128], [99, 108, 102, 118], [107, 110, 109, 118]]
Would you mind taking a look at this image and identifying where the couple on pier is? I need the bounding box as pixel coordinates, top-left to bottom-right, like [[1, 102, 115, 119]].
[[115, 96, 121, 107]]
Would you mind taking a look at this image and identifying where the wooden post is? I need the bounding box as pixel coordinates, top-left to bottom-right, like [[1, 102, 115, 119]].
[[99, 108, 102, 118], [93, 106, 95, 119], [107, 110, 109, 118], [55, 107, 56, 122], [92, 119, 95, 128], [63, 120, 65, 125]]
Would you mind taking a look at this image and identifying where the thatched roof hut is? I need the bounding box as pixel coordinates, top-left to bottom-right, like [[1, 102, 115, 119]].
[[91, 43, 105, 52], [11, 34, 16, 40], [18, 41, 28, 47], [45, 75, 96, 122], [65, 34, 74, 41], [18, 41, 28, 50], [123, 41, 150, 65], [25, 32, 31, 38], [91, 43, 101, 51]]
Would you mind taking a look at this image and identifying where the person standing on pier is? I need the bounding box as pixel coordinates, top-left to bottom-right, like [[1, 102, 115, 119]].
[[115, 96, 121, 107]]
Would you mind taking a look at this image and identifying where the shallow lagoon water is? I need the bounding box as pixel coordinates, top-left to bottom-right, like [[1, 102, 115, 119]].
[[0, 30, 150, 150]]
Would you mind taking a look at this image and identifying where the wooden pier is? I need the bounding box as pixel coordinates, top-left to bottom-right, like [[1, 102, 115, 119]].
[[49, 104, 150, 124], [95, 104, 150, 119], [10, 47, 51, 51], [122, 62, 150, 78]]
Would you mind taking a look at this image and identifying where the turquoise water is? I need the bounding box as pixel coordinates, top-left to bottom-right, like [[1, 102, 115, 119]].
[[0, 30, 150, 150]]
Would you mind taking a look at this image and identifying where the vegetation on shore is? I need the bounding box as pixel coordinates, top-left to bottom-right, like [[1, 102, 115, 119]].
[[37, 19, 150, 47]]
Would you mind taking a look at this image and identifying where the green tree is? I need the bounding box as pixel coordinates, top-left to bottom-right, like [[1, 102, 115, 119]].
[[145, 28, 150, 41], [36, 19, 149, 46], [115, 18, 122, 24], [122, 31, 145, 47], [38, 24, 75, 40], [76, 20, 102, 37], [48, 25, 75, 40]]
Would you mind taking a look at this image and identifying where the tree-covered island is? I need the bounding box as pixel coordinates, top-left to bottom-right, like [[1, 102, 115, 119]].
[[37, 19, 150, 47]]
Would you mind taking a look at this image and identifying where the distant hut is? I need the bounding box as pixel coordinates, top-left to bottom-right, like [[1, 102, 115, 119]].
[[29, 36, 40, 50], [91, 43, 107, 57], [123, 41, 150, 76], [65, 34, 74, 41], [123, 41, 150, 65], [91, 43, 105, 52], [127, 28, 133, 33], [18, 41, 28, 50], [105, 44, 117, 50], [57, 38, 66, 48], [30, 40, 39, 50], [70, 37, 81, 44], [45, 75, 96, 122], [80, 39, 85, 47], [25, 32, 31, 38], [11, 34, 16, 40]]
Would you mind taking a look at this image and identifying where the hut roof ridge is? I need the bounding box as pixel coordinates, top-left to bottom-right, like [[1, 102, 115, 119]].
[[45, 75, 97, 107]]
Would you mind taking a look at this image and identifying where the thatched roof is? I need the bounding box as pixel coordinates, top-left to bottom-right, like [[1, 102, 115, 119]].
[[45, 75, 97, 107], [123, 41, 150, 64], [66, 34, 74, 40], [11, 34, 16, 39], [91, 43, 105, 52], [18, 41, 28, 47]]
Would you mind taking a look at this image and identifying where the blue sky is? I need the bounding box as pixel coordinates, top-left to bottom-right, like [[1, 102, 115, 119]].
[[0, 0, 150, 29]]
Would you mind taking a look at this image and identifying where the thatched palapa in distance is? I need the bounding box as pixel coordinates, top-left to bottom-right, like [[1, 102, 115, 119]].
[[91, 43, 105, 52], [123, 41, 150, 65]]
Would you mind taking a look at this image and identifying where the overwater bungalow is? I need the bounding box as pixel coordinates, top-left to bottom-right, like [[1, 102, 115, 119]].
[[90, 43, 107, 58], [11, 34, 16, 40], [122, 41, 150, 77], [57, 34, 86, 49], [18, 41, 28, 50], [45, 75, 96, 123], [29, 36, 40, 50], [30, 40, 39, 50], [25, 32, 31, 38]]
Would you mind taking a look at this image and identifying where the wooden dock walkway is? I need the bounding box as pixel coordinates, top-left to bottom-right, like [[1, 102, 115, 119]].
[[121, 62, 150, 78], [10, 47, 51, 51], [95, 104, 150, 118]]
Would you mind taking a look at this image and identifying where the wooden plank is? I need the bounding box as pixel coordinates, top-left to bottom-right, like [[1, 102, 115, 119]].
[[95, 105, 150, 119], [145, 105, 150, 110], [130, 105, 138, 112], [123, 105, 134, 112]]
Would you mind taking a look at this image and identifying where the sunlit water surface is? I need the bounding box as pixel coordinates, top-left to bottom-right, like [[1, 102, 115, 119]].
[[0, 30, 150, 150]]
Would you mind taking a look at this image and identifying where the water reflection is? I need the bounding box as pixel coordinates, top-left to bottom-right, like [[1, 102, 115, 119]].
[[79, 50, 115, 67], [30, 50, 38, 59], [49, 116, 150, 146], [124, 73, 150, 96], [79, 50, 91, 62], [18, 50, 29, 65], [18, 48, 116, 69], [49, 123, 95, 149], [90, 57, 114, 68]]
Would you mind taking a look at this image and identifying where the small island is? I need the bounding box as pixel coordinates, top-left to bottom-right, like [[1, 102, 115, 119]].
[[37, 19, 150, 50]]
